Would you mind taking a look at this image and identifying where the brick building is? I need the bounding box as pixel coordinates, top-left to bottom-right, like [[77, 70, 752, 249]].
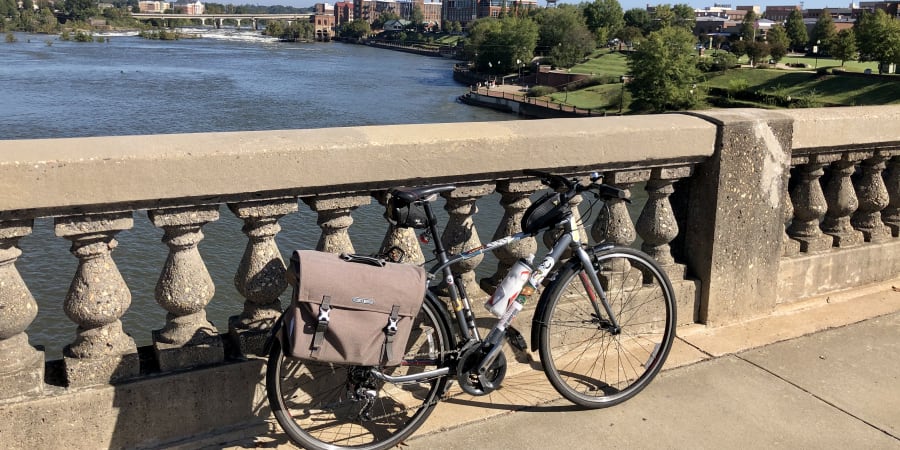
[[763, 4, 799, 22]]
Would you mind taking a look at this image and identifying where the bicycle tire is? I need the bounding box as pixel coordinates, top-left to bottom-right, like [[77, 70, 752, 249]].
[[537, 246, 676, 408], [266, 294, 455, 450]]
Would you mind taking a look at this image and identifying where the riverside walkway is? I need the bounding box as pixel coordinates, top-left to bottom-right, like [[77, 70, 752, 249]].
[[199, 279, 900, 449], [458, 83, 601, 118]]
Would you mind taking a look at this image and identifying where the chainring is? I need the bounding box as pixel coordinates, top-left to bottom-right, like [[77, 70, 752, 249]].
[[456, 344, 507, 396]]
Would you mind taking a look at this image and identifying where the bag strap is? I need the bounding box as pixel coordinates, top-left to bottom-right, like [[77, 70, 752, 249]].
[[311, 295, 332, 353], [382, 305, 401, 363], [340, 253, 386, 267]]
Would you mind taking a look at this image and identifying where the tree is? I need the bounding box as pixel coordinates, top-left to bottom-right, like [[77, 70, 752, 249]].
[[746, 41, 770, 65], [582, 0, 623, 46], [739, 10, 757, 43], [830, 28, 857, 66], [651, 4, 675, 31], [616, 25, 643, 48], [809, 10, 837, 53], [785, 9, 807, 52], [672, 3, 695, 30], [63, 0, 98, 21], [623, 7, 651, 35], [265, 20, 284, 38], [855, 10, 900, 73], [339, 18, 371, 40], [767, 24, 790, 62], [535, 6, 595, 68], [410, 5, 424, 31], [0, 0, 16, 23], [627, 25, 701, 112], [465, 16, 538, 74]]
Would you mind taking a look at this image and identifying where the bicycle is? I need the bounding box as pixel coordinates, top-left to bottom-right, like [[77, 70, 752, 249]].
[[264, 170, 677, 450]]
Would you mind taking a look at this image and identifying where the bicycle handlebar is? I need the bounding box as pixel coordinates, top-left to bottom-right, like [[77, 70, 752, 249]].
[[524, 170, 630, 203], [522, 169, 575, 191]]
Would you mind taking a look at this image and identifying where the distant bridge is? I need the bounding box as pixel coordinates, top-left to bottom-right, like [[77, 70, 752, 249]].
[[131, 12, 314, 29]]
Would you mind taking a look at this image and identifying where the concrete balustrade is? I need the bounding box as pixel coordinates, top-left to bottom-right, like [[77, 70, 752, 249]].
[[1, 107, 898, 448]]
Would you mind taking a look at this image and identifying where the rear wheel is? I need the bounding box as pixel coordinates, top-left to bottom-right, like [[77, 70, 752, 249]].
[[266, 295, 454, 450], [538, 247, 676, 408]]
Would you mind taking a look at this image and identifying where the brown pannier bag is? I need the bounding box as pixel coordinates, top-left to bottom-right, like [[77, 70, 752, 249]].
[[282, 250, 428, 367]]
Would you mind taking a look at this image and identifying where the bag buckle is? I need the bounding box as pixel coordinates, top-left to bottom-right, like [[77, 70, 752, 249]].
[[317, 305, 331, 324], [312, 296, 332, 352]]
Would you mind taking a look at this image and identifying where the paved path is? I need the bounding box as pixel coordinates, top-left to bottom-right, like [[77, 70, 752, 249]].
[[199, 279, 900, 450]]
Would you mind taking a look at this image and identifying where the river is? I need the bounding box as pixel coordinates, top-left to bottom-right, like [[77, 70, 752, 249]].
[[3, 28, 526, 359]]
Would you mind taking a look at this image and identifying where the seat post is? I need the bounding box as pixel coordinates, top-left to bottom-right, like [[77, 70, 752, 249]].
[[422, 202, 450, 264]]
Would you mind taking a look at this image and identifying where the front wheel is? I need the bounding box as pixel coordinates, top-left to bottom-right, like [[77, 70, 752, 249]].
[[537, 247, 676, 408], [266, 294, 454, 450]]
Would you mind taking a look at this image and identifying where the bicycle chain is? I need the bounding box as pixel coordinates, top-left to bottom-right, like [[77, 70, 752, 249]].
[[361, 349, 462, 422]]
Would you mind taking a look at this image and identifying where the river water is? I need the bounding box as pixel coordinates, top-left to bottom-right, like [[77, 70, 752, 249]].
[[2, 29, 523, 359]]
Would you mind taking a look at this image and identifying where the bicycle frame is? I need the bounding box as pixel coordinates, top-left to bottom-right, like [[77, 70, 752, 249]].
[[419, 201, 620, 374]]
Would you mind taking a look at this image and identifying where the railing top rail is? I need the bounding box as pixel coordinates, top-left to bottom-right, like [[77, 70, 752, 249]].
[[783, 105, 900, 153], [0, 116, 716, 218]]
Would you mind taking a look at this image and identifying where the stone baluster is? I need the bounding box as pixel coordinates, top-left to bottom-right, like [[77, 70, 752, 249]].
[[481, 180, 541, 293], [0, 220, 43, 399], [303, 194, 371, 254], [852, 152, 891, 242], [636, 166, 692, 279], [592, 170, 649, 246], [781, 185, 801, 257], [822, 154, 864, 247], [149, 206, 222, 371], [787, 158, 833, 252], [227, 199, 298, 356], [376, 191, 425, 265], [884, 155, 900, 237], [55, 213, 139, 387], [593, 170, 650, 287], [441, 184, 495, 298]]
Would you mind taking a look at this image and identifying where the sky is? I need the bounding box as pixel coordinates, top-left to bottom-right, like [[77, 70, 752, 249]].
[[243, 0, 852, 13]]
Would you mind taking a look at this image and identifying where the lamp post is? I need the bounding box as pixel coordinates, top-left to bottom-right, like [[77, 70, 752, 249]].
[[814, 40, 820, 69], [517, 58, 523, 85]]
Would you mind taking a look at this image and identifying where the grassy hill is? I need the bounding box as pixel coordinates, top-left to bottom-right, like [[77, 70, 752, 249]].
[[703, 69, 900, 107], [548, 50, 900, 112]]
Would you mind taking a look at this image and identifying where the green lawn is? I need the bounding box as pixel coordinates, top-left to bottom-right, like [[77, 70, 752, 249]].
[[550, 82, 628, 112], [704, 68, 900, 106], [434, 34, 461, 46], [775, 54, 881, 73], [569, 50, 629, 78]]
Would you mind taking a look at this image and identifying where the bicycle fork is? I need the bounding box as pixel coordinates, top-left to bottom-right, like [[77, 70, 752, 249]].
[[574, 245, 622, 334]]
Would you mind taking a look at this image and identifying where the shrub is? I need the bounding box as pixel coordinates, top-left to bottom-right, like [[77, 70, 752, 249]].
[[527, 85, 557, 97], [73, 30, 93, 42], [727, 78, 750, 96]]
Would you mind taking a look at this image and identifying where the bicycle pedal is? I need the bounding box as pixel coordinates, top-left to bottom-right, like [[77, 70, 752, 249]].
[[505, 326, 528, 352]]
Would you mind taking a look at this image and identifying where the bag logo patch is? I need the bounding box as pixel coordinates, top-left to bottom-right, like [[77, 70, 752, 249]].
[[352, 297, 375, 305]]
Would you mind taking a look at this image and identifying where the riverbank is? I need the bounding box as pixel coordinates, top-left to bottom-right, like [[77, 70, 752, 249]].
[[364, 41, 445, 57], [458, 85, 601, 119]]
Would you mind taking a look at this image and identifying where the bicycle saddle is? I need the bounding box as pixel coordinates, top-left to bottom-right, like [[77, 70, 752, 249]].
[[391, 185, 456, 202]]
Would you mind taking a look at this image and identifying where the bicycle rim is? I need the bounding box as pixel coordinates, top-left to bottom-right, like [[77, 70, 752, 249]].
[[539, 248, 676, 408], [266, 297, 452, 450]]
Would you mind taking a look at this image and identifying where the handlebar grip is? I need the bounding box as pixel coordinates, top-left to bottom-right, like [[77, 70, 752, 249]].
[[595, 184, 631, 203]]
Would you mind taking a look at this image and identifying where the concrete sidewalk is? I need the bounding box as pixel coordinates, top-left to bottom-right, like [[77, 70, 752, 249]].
[[208, 279, 900, 450]]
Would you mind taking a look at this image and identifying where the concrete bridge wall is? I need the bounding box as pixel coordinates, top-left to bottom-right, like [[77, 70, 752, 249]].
[[0, 107, 898, 448]]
